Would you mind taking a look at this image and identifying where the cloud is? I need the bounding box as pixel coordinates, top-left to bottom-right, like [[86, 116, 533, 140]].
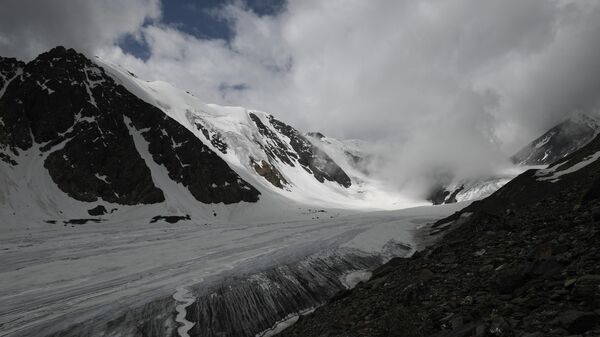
[[97, 1, 600, 148], [5, 0, 600, 196], [0, 0, 161, 61]]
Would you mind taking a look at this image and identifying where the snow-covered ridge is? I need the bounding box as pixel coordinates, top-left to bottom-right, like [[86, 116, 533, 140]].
[[97, 58, 422, 211]]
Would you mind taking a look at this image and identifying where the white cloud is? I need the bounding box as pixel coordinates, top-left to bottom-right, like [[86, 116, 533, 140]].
[[5, 0, 600, 194], [0, 0, 161, 60]]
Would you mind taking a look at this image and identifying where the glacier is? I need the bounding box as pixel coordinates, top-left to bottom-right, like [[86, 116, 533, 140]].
[[0, 203, 466, 337]]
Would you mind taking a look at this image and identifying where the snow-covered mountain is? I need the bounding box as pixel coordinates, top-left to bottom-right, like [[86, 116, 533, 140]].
[[512, 113, 600, 166], [0, 47, 419, 228], [428, 114, 600, 205]]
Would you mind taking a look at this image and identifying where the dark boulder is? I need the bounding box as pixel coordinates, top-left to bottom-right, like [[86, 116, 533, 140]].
[[87, 205, 107, 216], [553, 310, 598, 334]]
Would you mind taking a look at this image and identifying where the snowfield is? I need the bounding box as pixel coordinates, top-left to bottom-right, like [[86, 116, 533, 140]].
[[0, 203, 466, 337]]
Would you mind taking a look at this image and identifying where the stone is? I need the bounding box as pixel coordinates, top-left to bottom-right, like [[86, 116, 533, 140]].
[[437, 322, 485, 337], [572, 275, 600, 301], [563, 278, 577, 288], [87, 205, 107, 216], [554, 310, 598, 334], [417, 268, 435, 281], [530, 245, 552, 260], [489, 315, 513, 336], [494, 263, 532, 294], [520, 332, 543, 337]]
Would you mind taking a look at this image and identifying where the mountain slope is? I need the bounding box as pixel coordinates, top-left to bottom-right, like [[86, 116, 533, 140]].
[[512, 113, 600, 166]]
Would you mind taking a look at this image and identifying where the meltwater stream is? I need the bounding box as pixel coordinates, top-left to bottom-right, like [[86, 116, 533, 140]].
[[173, 286, 197, 337]]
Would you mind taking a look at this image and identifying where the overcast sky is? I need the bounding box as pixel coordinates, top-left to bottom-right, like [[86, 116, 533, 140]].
[[3, 0, 600, 189]]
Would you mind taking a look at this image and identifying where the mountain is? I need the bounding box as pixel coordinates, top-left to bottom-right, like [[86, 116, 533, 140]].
[[512, 113, 600, 166], [97, 56, 420, 210], [0, 47, 266, 226], [0, 47, 416, 227], [427, 175, 514, 205], [428, 114, 600, 206], [277, 107, 600, 337]]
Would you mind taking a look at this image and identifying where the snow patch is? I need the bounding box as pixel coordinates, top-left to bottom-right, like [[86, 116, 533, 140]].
[[35, 80, 55, 94], [256, 307, 316, 337], [536, 150, 600, 183], [341, 270, 372, 289], [0, 68, 22, 99]]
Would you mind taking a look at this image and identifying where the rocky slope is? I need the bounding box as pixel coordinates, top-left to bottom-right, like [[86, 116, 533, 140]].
[[278, 123, 600, 336], [512, 113, 600, 166]]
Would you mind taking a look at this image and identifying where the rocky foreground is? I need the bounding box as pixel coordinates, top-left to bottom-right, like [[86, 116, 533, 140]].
[[279, 137, 600, 336]]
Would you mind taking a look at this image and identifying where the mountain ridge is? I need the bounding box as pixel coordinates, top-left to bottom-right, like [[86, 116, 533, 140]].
[[1, 46, 420, 228]]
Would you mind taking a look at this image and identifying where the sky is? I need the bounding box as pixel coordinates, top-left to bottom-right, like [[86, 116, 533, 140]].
[[2, 0, 600, 190]]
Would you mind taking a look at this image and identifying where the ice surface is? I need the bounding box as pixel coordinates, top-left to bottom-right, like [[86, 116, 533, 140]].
[[0, 203, 466, 337]]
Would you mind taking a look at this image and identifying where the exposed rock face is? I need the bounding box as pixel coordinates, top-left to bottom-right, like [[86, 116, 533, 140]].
[[428, 185, 466, 205], [87, 205, 107, 216], [0, 47, 259, 205], [279, 133, 600, 336], [190, 115, 229, 154], [267, 115, 351, 187], [253, 159, 288, 188], [249, 112, 298, 168], [512, 114, 600, 166], [247, 112, 352, 188]]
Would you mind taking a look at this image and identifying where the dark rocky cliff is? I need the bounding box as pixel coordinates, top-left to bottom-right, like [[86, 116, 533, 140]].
[[0, 47, 259, 205]]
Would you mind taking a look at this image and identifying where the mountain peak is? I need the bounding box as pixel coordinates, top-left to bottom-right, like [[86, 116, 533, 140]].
[[29, 46, 92, 71], [306, 131, 326, 139], [40, 45, 79, 58]]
